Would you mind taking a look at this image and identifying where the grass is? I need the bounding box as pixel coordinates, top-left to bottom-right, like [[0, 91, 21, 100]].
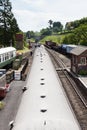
[[16, 46, 29, 54], [40, 34, 66, 44]]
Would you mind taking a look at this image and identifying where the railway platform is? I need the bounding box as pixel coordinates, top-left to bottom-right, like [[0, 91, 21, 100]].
[[66, 67, 87, 89], [78, 76, 87, 89]]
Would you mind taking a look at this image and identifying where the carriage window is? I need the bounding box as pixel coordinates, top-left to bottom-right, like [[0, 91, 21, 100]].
[[7, 53, 9, 59], [4, 53, 8, 60], [11, 52, 13, 57], [0, 56, 1, 62], [2, 54, 4, 61], [6, 53, 7, 60]]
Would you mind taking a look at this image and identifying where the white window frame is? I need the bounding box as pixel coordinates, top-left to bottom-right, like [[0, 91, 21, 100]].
[[80, 57, 86, 65]]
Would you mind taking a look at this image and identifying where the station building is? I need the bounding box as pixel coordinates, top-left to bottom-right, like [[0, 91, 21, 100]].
[[70, 46, 87, 75]]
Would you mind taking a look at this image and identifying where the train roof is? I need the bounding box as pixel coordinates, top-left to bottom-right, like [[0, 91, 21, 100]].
[[66, 44, 77, 47], [13, 45, 80, 130], [0, 47, 16, 55], [61, 44, 67, 48]]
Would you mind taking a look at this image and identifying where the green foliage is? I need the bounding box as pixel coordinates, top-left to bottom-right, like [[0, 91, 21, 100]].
[[40, 28, 52, 36], [39, 20, 63, 37], [0, 0, 20, 46], [48, 20, 53, 29], [53, 26, 60, 33], [62, 33, 77, 44], [29, 38, 35, 42], [65, 17, 87, 31], [40, 19, 87, 46], [53, 22, 63, 32], [62, 23, 87, 45], [40, 35, 65, 44], [26, 31, 35, 39], [79, 70, 87, 75], [74, 24, 87, 45]]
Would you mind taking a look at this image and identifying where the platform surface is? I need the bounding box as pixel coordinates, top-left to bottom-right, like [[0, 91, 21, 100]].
[[78, 76, 87, 88]]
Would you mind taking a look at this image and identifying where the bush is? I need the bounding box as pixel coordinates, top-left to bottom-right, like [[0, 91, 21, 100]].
[[78, 70, 87, 75]]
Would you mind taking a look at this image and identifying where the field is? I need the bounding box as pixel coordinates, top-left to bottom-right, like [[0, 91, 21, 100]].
[[16, 46, 29, 54], [40, 34, 66, 44]]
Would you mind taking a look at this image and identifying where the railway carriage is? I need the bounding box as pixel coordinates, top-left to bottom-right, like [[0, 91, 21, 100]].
[[0, 47, 16, 68], [11, 45, 81, 130]]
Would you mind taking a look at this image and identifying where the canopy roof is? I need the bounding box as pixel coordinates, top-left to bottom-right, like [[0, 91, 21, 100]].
[[0, 47, 16, 55], [70, 46, 87, 55]]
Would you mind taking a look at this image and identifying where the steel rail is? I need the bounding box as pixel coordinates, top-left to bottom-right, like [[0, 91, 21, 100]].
[[47, 48, 87, 108]]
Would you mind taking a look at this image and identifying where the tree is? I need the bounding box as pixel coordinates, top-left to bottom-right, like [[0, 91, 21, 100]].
[[74, 24, 87, 45], [53, 21, 63, 32], [9, 17, 20, 46], [65, 17, 87, 31], [26, 31, 35, 39], [40, 28, 52, 36], [0, 0, 20, 46], [0, 0, 12, 45], [65, 22, 74, 30], [48, 19, 53, 29], [62, 24, 87, 45]]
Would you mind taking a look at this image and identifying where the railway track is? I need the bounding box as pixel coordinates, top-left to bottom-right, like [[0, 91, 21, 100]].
[[46, 48, 87, 130]]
